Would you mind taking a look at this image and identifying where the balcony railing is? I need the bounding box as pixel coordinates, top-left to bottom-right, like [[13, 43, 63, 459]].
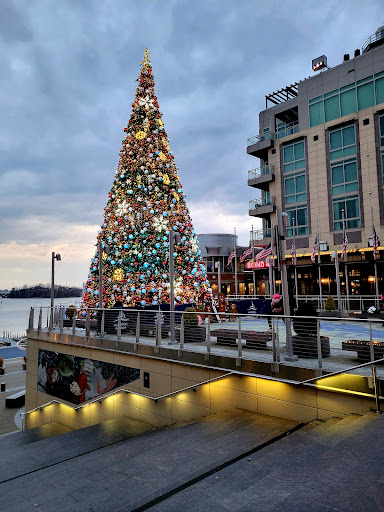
[[247, 132, 275, 147], [363, 29, 384, 53], [251, 228, 272, 241], [276, 122, 299, 139], [248, 165, 274, 180], [249, 197, 275, 210]]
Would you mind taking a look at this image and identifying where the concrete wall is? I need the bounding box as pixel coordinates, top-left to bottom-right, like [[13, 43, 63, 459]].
[[25, 338, 377, 431]]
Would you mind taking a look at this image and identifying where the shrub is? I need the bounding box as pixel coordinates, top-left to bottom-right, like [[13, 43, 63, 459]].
[[293, 302, 318, 338], [0, 357, 3, 368], [184, 307, 198, 328], [324, 295, 337, 311]]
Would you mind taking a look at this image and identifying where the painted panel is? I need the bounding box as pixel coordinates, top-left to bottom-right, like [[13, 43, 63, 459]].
[[37, 349, 140, 404]]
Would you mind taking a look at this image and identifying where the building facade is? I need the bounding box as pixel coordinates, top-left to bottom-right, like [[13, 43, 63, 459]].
[[247, 28, 384, 299], [197, 233, 254, 296]]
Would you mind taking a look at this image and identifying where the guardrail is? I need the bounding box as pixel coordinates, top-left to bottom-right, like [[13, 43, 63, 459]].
[[248, 165, 274, 181], [249, 197, 275, 210], [250, 229, 272, 241], [27, 306, 384, 381], [247, 132, 275, 146]]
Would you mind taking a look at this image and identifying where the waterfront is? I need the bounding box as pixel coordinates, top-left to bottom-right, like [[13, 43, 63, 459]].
[[0, 297, 81, 335]]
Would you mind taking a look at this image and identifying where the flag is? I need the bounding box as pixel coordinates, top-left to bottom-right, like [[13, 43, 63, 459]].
[[291, 242, 296, 265], [226, 250, 235, 267], [311, 235, 318, 263], [255, 242, 272, 261], [341, 229, 348, 259], [373, 226, 379, 260], [240, 245, 252, 263]]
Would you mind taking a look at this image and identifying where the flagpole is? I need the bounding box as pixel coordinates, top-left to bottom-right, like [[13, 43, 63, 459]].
[[342, 209, 350, 312], [270, 221, 275, 298], [371, 201, 380, 309], [292, 218, 298, 309], [234, 228, 238, 299], [316, 214, 323, 310], [251, 225, 256, 297]]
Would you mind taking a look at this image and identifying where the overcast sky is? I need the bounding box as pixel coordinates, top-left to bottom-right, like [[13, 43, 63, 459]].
[[0, 0, 382, 289]]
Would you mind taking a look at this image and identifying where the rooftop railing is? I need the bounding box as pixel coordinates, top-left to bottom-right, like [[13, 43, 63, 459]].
[[363, 30, 384, 53], [248, 165, 274, 181], [276, 122, 299, 139]]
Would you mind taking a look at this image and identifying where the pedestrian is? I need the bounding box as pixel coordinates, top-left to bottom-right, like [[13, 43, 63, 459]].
[[271, 293, 283, 315]]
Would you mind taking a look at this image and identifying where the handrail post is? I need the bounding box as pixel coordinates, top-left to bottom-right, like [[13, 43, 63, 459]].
[[28, 307, 34, 332], [135, 311, 140, 345], [48, 305, 53, 331], [85, 310, 90, 338], [117, 310, 122, 341], [100, 309, 105, 342], [206, 316, 211, 360], [372, 366, 381, 414], [155, 311, 161, 347], [237, 316, 243, 359], [72, 311, 76, 337], [59, 307, 64, 335], [275, 317, 280, 363], [316, 318, 323, 376], [180, 314, 184, 350], [369, 321, 374, 362], [38, 308, 42, 334]]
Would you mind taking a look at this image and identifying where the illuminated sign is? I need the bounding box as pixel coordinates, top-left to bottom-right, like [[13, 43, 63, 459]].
[[246, 261, 270, 269]]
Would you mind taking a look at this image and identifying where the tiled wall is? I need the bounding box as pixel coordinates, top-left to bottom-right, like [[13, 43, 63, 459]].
[[25, 338, 375, 430]]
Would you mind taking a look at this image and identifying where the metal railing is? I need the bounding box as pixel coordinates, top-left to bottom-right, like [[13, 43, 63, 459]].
[[249, 196, 275, 210], [296, 295, 382, 313], [363, 30, 384, 53], [27, 306, 384, 381], [247, 131, 275, 146], [251, 228, 272, 241], [276, 122, 299, 139], [248, 165, 274, 181]]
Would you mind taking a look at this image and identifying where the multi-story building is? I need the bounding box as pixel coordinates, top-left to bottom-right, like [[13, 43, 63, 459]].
[[197, 233, 253, 296], [247, 27, 384, 299]]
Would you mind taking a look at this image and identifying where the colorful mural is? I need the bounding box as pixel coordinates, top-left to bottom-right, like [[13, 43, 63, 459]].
[[37, 349, 140, 404]]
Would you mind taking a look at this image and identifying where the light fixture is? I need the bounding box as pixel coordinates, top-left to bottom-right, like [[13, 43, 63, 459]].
[[368, 276, 375, 283]]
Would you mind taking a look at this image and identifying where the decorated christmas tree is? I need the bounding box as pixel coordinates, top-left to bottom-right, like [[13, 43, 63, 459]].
[[82, 49, 211, 309]]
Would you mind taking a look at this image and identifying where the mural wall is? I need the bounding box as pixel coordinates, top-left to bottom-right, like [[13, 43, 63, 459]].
[[37, 349, 140, 404]]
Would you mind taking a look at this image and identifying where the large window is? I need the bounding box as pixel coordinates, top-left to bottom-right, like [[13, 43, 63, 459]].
[[329, 123, 361, 230], [283, 140, 308, 235], [287, 206, 308, 236], [309, 71, 384, 127], [380, 114, 384, 184]]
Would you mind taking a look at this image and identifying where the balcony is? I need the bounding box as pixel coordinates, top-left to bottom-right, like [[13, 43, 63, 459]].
[[248, 165, 275, 190], [249, 197, 275, 218], [275, 122, 299, 139], [247, 132, 274, 159], [250, 228, 272, 247]]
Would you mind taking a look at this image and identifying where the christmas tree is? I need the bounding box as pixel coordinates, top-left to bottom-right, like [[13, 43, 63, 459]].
[[82, 49, 211, 309]]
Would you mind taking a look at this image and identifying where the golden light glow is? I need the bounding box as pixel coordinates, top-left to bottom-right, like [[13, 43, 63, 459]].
[[113, 268, 124, 282], [135, 131, 147, 140], [368, 275, 375, 283]]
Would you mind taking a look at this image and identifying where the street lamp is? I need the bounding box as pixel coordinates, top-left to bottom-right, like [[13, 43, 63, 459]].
[[50, 252, 61, 330], [215, 261, 221, 296], [98, 242, 110, 310], [276, 210, 297, 361], [332, 251, 342, 312]]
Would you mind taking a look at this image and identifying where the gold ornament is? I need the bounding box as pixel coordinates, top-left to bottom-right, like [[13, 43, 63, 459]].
[[158, 119, 164, 127], [162, 174, 170, 185], [159, 151, 167, 161], [135, 131, 146, 140], [113, 268, 124, 282], [162, 137, 170, 151], [173, 192, 180, 202], [102, 252, 108, 261]]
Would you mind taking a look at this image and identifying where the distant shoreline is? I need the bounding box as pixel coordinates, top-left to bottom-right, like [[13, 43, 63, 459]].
[[4, 286, 82, 299]]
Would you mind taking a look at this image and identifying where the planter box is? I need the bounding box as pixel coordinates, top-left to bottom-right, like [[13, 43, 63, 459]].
[[292, 335, 330, 358], [342, 340, 384, 363], [176, 326, 206, 343], [319, 311, 342, 318]]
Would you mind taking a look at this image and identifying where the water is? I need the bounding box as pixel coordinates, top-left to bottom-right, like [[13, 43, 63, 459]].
[[0, 297, 81, 336]]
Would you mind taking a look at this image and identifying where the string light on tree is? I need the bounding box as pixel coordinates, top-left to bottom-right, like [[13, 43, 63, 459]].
[[82, 49, 211, 308]]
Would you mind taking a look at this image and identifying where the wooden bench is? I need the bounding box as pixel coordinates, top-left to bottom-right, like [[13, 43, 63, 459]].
[[210, 329, 270, 349], [342, 339, 384, 363], [5, 389, 25, 408]]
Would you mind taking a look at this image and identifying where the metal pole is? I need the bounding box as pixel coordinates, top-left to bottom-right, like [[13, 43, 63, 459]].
[[98, 242, 103, 310], [169, 229, 176, 343], [342, 210, 350, 312], [251, 225, 256, 296], [292, 218, 298, 309], [234, 228, 238, 298], [333, 251, 342, 312], [50, 252, 55, 330], [271, 221, 276, 297], [215, 261, 221, 296], [371, 204, 380, 310], [317, 215, 323, 310], [277, 210, 296, 361]]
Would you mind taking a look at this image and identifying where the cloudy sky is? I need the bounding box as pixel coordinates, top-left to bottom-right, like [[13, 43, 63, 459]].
[[0, 0, 382, 289]]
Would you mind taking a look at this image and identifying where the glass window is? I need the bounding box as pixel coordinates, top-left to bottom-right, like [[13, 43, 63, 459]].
[[331, 159, 358, 196], [285, 172, 307, 205], [309, 102, 324, 127], [380, 115, 384, 147], [340, 89, 357, 117], [329, 124, 356, 160], [324, 95, 340, 122], [283, 141, 305, 173], [375, 77, 384, 106], [357, 81, 375, 110], [333, 196, 360, 230], [287, 207, 308, 236]]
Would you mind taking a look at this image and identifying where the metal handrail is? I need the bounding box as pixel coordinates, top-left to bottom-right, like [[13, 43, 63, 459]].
[[247, 131, 276, 146], [248, 165, 274, 180], [276, 122, 299, 139], [251, 228, 272, 241], [249, 196, 275, 209]]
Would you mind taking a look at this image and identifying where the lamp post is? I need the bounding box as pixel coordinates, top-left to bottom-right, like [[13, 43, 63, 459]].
[[98, 242, 110, 310], [215, 260, 221, 296], [276, 210, 297, 361], [50, 252, 61, 330], [332, 251, 342, 312], [169, 229, 181, 344]]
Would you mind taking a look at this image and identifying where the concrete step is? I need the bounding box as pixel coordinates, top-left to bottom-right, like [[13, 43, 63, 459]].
[[0, 416, 155, 483]]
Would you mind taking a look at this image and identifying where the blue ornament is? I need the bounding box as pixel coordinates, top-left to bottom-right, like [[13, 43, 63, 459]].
[[144, 262, 149, 268], [129, 234, 133, 239], [124, 244, 129, 249], [111, 260, 115, 265], [138, 253, 142, 258], [141, 300, 146, 306], [131, 286, 135, 291]]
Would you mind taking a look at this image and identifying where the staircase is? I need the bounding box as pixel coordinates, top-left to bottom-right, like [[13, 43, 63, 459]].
[[0, 411, 382, 512]]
